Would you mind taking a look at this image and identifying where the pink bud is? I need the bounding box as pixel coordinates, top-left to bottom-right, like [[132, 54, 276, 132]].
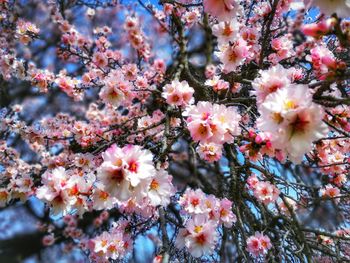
[[42, 234, 55, 246], [248, 130, 255, 138], [255, 135, 263, 144], [265, 141, 272, 148], [239, 145, 247, 152]]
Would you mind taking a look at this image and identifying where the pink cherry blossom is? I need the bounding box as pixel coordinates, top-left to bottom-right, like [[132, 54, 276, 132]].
[[278, 197, 298, 216], [205, 76, 230, 92], [179, 188, 208, 215], [253, 181, 280, 205], [252, 64, 291, 105], [217, 198, 237, 227], [257, 84, 328, 162], [146, 169, 175, 207], [246, 232, 272, 257], [185, 101, 241, 144], [197, 142, 223, 162], [97, 144, 155, 202], [320, 184, 340, 200], [216, 38, 250, 73], [176, 214, 218, 258], [42, 234, 55, 246], [212, 20, 239, 44], [36, 167, 77, 215]]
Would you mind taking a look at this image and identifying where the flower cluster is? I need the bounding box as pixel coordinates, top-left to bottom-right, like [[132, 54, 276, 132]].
[[216, 37, 251, 73], [316, 138, 349, 182], [252, 64, 293, 105], [0, 141, 35, 207], [239, 130, 283, 162], [327, 105, 350, 132], [96, 144, 175, 209], [137, 110, 167, 140], [35, 144, 175, 217], [184, 101, 241, 145], [36, 167, 95, 216], [16, 19, 40, 45], [320, 184, 341, 201], [99, 70, 131, 107], [175, 188, 236, 258], [269, 35, 295, 62], [205, 76, 230, 92], [124, 16, 151, 60], [308, 45, 346, 80], [247, 175, 280, 205], [246, 232, 272, 257], [257, 84, 328, 162], [1, 0, 350, 261], [162, 80, 194, 107], [89, 220, 133, 261]]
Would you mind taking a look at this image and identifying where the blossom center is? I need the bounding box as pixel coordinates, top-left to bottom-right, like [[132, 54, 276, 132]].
[[191, 198, 200, 207], [284, 100, 297, 110], [194, 225, 203, 233], [228, 48, 238, 62], [99, 191, 109, 200], [128, 161, 138, 173], [150, 179, 159, 190], [198, 124, 209, 135], [223, 24, 233, 36], [111, 168, 125, 183], [271, 112, 284, 124], [289, 114, 310, 135], [195, 233, 207, 245]]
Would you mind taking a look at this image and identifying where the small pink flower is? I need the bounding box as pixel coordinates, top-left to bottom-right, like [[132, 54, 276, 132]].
[[42, 234, 55, 246], [320, 184, 340, 200], [179, 188, 208, 215], [205, 64, 217, 79], [252, 64, 291, 105], [205, 76, 230, 92], [163, 3, 173, 15], [176, 214, 218, 258], [218, 198, 237, 227], [197, 143, 223, 162], [96, 144, 155, 202], [153, 59, 166, 74], [253, 181, 280, 205], [122, 64, 138, 81], [247, 174, 259, 190], [212, 20, 239, 44], [93, 52, 108, 68], [216, 38, 250, 73]]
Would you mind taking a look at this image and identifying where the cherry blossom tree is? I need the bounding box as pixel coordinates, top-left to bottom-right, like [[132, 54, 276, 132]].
[[1, 0, 350, 262]]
